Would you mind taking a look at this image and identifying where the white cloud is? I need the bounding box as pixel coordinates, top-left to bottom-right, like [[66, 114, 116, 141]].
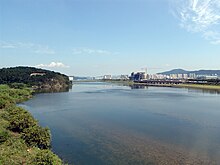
[[0, 41, 17, 48], [171, 0, 220, 44], [72, 47, 118, 55], [0, 41, 55, 54], [0, 41, 17, 49], [36, 62, 69, 68], [33, 46, 55, 55]]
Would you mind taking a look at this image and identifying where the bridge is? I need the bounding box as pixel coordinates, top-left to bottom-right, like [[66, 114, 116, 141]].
[[134, 79, 220, 85], [135, 79, 184, 85]]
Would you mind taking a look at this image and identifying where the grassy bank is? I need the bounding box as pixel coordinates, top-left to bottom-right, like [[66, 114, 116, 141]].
[[100, 79, 135, 86], [175, 83, 220, 90], [0, 84, 65, 165]]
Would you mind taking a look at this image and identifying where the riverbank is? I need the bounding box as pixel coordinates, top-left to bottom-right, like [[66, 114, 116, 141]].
[[0, 84, 64, 164], [174, 83, 220, 90], [99, 79, 220, 91]]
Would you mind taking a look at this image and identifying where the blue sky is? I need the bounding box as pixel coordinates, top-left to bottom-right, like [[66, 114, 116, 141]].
[[1, 0, 220, 76]]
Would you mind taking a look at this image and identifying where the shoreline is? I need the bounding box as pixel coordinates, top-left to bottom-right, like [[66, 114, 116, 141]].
[[174, 83, 220, 90], [135, 83, 220, 90], [91, 80, 220, 91], [0, 84, 65, 164]]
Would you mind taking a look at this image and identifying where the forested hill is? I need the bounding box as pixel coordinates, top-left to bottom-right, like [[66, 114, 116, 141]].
[[159, 69, 220, 76], [0, 66, 70, 89]]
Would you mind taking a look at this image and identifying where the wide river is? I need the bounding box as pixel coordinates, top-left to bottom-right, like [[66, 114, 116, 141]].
[[21, 82, 220, 165]]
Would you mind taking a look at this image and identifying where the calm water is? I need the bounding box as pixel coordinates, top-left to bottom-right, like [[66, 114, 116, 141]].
[[21, 82, 220, 165]]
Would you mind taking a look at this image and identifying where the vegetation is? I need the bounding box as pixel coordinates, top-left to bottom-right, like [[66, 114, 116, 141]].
[[176, 83, 220, 90], [0, 84, 64, 165], [0, 67, 70, 89], [101, 79, 135, 86]]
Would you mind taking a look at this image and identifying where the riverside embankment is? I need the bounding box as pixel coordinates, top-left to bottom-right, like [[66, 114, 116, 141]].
[[0, 84, 65, 165], [100, 79, 220, 91]]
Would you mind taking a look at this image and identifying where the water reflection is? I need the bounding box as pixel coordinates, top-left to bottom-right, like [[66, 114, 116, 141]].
[[129, 84, 220, 94], [187, 88, 220, 94], [34, 86, 71, 93], [129, 84, 148, 89]]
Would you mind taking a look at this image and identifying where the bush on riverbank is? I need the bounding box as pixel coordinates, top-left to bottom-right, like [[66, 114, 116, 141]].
[[0, 84, 64, 164], [22, 125, 51, 149], [6, 106, 37, 133], [0, 84, 31, 109]]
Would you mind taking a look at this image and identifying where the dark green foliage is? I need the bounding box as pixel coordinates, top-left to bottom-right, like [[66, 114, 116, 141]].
[[0, 85, 65, 164], [0, 66, 70, 88], [0, 117, 9, 129], [0, 93, 15, 109], [3, 88, 31, 103], [0, 130, 9, 143], [6, 107, 37, 133], [8, 83, 27, 89], [6, 106, 51, 149], [34, 149, 62, 165], [0, 85, 15, 109], [0, 117, 10, 144], [0, 135, 31, 165], [0, 85, 32, 109], [22, 126, 51, 149]]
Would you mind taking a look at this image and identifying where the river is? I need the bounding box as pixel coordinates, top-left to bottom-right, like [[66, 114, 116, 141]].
[[21, 82, 220, 165]]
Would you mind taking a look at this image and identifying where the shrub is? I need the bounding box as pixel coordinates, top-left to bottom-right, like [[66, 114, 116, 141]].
[[0, 84, 65, 164], [0, 84, 32, 107], [8, 83, 27, 89], [6, 88, 32, 103], [0, 135, 31, 165], [0, 130, 10, 143], [33, 149, 62, 165], [0, 85, 9, 90], [22, 125, 51, 149], [0, 94, 15, 109], [7, 107, 37, 133], [0, 117, 9, 129]]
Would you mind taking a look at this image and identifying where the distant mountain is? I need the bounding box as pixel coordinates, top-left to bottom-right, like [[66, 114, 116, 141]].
[[159, 69, 220, 76], [159, 69, 188, 75], [191, 70, 220, 76], [0, 66, 70, 89]]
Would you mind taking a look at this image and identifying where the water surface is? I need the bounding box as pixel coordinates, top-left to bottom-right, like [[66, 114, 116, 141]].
[[21, 82, 220, 165]]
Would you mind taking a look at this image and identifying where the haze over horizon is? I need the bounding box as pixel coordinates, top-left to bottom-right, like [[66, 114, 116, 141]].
[[1, 0, 220, 76]]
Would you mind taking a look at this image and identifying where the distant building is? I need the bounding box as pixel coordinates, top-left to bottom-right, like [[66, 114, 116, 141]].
[[68, 76, 74, 81], [197, 75, 218, 80], [177, 74, 183, 79], [30, 73, 45, 76], [189, 73, 196, 79], [183, 74, 188, 79], [170, 74, 178, 79], [103, 75, 112, 80], [148, 74, 167, 80], [120, 75, 129, 80], [130, 71, 147, 81]]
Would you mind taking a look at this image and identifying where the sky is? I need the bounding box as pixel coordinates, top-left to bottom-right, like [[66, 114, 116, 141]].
[[0, 0, 220, 76]]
